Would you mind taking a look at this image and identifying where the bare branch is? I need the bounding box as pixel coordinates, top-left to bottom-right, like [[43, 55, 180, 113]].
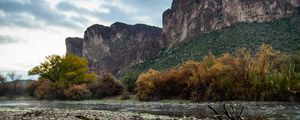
[[208, 105, 222, 120], [223, 104, 235, 120], [237, 106, 244, 119]]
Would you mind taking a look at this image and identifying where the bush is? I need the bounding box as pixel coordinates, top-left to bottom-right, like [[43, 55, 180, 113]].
[[135, 69, 160, 101], [121, 71, 139, 93], [0, 75, 6, 96], [120, 91, 131, 100], [34, 79, 55, 99], [63, 84, 91, 100], [27, 81, 39, 97], [89, 73, 124, 99], [135, 44, 300, 102]]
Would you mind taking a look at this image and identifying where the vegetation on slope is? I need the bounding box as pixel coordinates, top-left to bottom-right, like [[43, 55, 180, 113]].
[[122, 16, 300, 76], [121, 16, 300, 92], [135, 44, 300, 101]]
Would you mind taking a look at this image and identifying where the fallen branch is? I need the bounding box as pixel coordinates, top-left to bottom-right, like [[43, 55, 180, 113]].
[[208, 104, 244, 120], [208, 105, 222, 120]]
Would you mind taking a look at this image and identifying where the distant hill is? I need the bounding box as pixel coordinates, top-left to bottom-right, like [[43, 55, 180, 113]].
[[121, 15, 300, 75]]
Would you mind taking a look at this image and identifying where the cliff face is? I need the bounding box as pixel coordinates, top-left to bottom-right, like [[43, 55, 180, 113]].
[[66, 0, 300, 75], [81, 22, 163, 74], [65, 37, 83, 57], [163, 0, 299, 47], [288, 0, 300, 7]]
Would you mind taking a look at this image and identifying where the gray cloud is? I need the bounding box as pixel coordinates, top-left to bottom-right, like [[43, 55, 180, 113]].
[[0, 0, 172, 30], [56, 1, 97, 15], [98, 0, 172, 26], [55, 0, 172, 27], [0, 0, 82, 29], [118, 0, 172, 26], [0, 35, 20, 44]]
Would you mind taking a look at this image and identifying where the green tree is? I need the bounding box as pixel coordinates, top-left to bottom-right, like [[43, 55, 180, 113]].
[[121, 71, 139, 93], [28, 54, 96, 89], [28, 55, 62, 82]]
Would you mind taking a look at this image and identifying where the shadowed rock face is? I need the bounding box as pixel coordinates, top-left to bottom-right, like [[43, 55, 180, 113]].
[[65, 37, 83, 57], [81, 22, 163, 75], [163, 0, 299, 47], [288, 0, 300, 7]]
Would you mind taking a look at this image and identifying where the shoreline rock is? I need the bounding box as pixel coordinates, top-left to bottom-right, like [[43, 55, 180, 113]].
[[0, 107, 179, 120]]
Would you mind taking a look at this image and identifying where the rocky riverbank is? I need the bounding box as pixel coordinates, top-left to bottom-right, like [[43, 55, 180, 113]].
[[0, 100, 299, 119], [0, 107, 181, 120]]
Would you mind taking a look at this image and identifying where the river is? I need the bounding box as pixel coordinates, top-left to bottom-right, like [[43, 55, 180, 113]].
[[0, 100, 299, 119]]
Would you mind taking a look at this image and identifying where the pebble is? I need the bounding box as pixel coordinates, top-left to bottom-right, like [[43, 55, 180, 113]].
[[0, 107, 179, 120]]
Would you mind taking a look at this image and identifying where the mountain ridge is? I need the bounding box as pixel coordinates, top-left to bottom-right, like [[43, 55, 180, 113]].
[[162, 0, 299, 47], [66, 22, 163, 74], [66, 0, 300, 75], [122, 15, 300, 75]]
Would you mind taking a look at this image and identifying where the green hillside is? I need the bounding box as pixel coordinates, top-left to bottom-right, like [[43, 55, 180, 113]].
[[121, 15, 300, 76]]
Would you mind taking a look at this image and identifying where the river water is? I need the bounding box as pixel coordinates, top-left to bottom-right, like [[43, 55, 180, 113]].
[[0, 100, 299, 119]]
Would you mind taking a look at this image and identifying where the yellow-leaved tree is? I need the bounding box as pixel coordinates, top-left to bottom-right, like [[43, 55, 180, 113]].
[[28, 54, 96, 100]]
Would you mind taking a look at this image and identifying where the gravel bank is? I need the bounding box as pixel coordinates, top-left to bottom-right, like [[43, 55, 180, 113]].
[[0, 107, 184, 120]]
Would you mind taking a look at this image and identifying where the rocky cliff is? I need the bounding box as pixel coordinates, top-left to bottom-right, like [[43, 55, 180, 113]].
[[288, 0, 300, 7], [76, 22, 163, 75], [65, 37, 83, 57], [163, 0, 299, 47], [66, 0, 300, 75]]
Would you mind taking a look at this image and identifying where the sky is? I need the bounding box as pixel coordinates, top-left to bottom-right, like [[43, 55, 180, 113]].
[[0, 0, 172, 79]]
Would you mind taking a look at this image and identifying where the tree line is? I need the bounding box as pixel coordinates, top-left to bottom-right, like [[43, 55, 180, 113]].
[[6, 44, 299, 101], [27, 55, 124, 100], [0, 72, 32, 98]]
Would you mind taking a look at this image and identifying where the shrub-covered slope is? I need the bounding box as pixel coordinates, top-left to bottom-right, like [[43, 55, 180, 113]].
[[121, 16, 300, 76]]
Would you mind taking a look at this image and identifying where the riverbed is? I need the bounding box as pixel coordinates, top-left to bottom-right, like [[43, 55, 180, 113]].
[[0, 100, 299, 119]]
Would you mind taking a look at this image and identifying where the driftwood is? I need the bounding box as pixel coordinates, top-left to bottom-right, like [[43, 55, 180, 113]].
[[208, 104, 244, 120]]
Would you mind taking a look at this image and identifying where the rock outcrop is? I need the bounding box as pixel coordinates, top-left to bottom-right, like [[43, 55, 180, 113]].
[[77, 22, 163, 74], [65, 37, 83, 57], [162, 0, 299, 47], [66, 0, 300, 75], [288, 0, 300, 7]]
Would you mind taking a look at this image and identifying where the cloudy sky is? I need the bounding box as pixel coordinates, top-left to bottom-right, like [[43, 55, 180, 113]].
[[0, 0, 172, 78]]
